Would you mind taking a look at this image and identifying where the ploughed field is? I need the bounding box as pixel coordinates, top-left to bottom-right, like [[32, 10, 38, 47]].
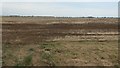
[[2, 16, 119, 66]]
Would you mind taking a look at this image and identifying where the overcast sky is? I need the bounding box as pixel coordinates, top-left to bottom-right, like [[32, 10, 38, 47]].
[[1, 0, 119, 2], [2, 2, 118, 17]]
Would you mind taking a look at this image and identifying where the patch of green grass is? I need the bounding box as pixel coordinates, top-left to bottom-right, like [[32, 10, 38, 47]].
[[39, 42, 61, 66], [16, 54, 33, 66], [23, 54, 32, 65], [41, 51, 56, 66], [40, 42, 55, 49]]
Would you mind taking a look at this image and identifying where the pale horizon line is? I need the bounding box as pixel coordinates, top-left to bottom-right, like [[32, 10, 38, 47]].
[[1, 15, 118, 18]]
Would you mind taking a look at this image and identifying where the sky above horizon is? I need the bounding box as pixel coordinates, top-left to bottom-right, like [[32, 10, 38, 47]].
[[2, 2, 118, 17], [1, 0, 119, 2]]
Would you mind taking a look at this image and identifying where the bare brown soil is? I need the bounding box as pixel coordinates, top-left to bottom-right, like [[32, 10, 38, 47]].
[[2, 23, 118, 44]]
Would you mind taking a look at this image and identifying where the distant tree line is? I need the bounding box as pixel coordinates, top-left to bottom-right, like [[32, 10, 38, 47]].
[[2, 15, 117, 18]]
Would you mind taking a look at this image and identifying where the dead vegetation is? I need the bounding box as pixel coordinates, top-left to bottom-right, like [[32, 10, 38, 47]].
[[2, 16, 119, 66]]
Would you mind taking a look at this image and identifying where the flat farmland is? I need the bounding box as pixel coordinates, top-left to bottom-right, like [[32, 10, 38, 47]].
[[2, 16, 119, 66]]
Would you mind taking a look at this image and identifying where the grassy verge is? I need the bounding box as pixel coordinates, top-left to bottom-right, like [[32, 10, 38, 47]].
[[16, 54, 33, 66], [2, 40, 118, 66]]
